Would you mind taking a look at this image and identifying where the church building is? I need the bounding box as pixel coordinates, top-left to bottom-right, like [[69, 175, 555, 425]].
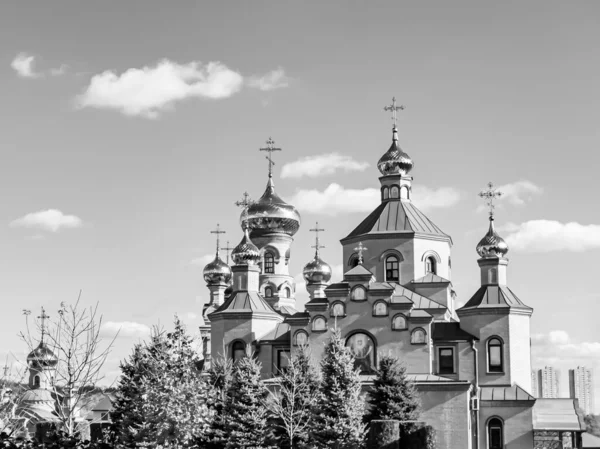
[[200, 102, 585, 449]]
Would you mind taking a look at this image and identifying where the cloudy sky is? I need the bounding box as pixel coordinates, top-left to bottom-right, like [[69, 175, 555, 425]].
[[1, 1, 599, 409]]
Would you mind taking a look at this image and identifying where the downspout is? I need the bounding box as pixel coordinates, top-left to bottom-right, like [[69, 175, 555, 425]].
[[471, 340, 480, 449]]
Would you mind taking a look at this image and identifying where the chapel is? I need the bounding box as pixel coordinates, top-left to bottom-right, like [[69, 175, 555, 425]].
[[200, 102, 585, 449]]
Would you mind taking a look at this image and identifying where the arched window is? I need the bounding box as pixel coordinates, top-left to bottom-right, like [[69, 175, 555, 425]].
[[400, 185, 410, 200], [425, 256, 437, 274], [372, 301, 388, 316], [282, 287, 291, 298], [312, 316, 326, 332], [487, 338, 503, 373], [382, 186, 389, 200], [390, 185, 400, 198], [232, 341, 245, 363], [294, 331, 308, 347], [264, 286, 273, 298], [264, 252, 275, 274], [487, 417, 503, 449], [331, 302, 345, 318], [349, 254, 360, 268], [411, 328, 427, 344], [385, 255, 400, 282], [351, 286, 366, 301], [392, 314, 407, 330], [346, 332, 376, 373], [34, 375, 40, 388]]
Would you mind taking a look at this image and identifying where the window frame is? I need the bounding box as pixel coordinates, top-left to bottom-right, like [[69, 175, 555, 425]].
[[487, 417, 504, 449], [345, 331, 377, 374], [410, 327, 427, 345], [437, 346, 455, 375], [34, 375, 40, 388], [487, 337, 504, 373], [385, 255, 400, 282], [277, 349, 291, 373], [391, 314, 408, 331], [312, 316, 327, 333], [372, 300, 389, 317], [264, 252, 275, 274], [330, 301, 346, 318], [294, 330, 309, 347], [264, 286, 273, 298], [425, 256, 437, 274], [231, 340, 246, 363], [351, 285, 367, 301], [382, 186, 389, 200], [390, 185, 400, 198]]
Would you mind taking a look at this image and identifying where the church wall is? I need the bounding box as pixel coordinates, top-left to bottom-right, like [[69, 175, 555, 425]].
[[417, 384, 472, 449], [508, 314, 532, 393], [478, 403, 534, 449], [412, 238, 451, 281], [432, 341, 475, 383]]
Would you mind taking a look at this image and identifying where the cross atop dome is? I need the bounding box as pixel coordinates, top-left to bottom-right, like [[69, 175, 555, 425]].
[[210, 223, 226, 256], [235, 192, 255, 225], [222, 241, 235, 265], [38, 307, 49, 343], [479, 182, 503, 219], [384, 97, 405, 127], [310, 222, 325, 256], [259, 137, 281, 178]]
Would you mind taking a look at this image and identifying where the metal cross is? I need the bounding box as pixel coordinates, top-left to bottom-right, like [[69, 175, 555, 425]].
[[479, 182, 503, 218], [354, 242, 367, 264], [235, 192, 255, 225], [38, 307, 50, 343], [383, 97, 405, 126], [222, 241, 236, 265], [210, 223, 226, 255], [259, 137, 282, 177], [2, 365, 8, 377], [309, 222, 325, 256]]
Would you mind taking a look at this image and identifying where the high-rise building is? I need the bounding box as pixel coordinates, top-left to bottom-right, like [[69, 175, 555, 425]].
[[531, 370, 541, 397], [569, 366, 594, 415], [536, 366, 560, 398]]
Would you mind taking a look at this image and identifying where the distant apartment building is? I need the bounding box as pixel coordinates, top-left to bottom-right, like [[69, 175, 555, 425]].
[[532, 367, 560, 398], [531, 370, 540, 397], [569, 366, 594, 415]]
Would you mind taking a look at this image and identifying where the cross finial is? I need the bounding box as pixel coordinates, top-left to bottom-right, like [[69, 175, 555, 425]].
[[210, 223, 226, 256], [222, 241, 235, 265], [235, 192, 255, 228], [383, 97, 405, 127], [354, 242, 367, 264], [2, 365, 9, 377], [478, 182, 503, 219], [309, 222, 325, 256], [259, 137, 282, 178], [37, 307, 50, 343]]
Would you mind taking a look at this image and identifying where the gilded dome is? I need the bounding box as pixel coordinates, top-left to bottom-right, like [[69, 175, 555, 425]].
[[377, 126, 413, 176], [203, 253, 232, 285], [27, 342, 58, 368], [241, 177, 301, 237], [476, 217, 509, 258], [303, 253, 332, 284], [231, 228, 261, 266]]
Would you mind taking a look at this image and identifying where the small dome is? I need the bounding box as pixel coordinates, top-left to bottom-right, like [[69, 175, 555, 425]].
[[377, 126, 413, 176], [476, 217, 509, 258], [242, 177, 301, 237], [303, 253, 332, 284], [27, 342, 58, 368], [203, 253, 232, 285], [231, 228, 261, 266]]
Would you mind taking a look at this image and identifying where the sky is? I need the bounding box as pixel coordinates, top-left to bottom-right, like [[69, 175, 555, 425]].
[[1, 1, 599, 410]]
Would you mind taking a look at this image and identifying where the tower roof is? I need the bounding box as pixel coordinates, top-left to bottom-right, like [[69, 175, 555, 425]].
[[458, 285, 533, 312], [210, 291, 280, 316], [377, 125, 413, 176], [27, 342, 58, 368]]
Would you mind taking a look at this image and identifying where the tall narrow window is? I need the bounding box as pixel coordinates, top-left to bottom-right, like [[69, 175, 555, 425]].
[[277, 350, 291, 373], [390, 185, 400, 198], [331, 302, 345, 317], [264, 252, 275, 274], [488, 418, 503, 449], [438, 347, 454, 374], [382, 187, 389, 200], [264, 286, 273, 298], [351, 286, 366, 301], [385, 255, 399, 282], [392, 314, 407, 330], [312, 316, 326, 332], [282, 287, 291, 298], [232, 341, 245, 363], [411, 328, 427, 344], [294, 331, 308, 346], [34, 375, 40, 388], [488, 338, 503, 373], [425, 256, 437, 274]]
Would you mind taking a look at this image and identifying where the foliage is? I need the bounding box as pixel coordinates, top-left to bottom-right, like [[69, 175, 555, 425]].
[[0, 429, 112, 448], [269, 345, 320, 449], [311, 328, 366, 449], [223, 356, 273, 449], [585, 414, 600, 437], [365, 356, 421, 436], [401, 424, 436, 449], [111, 317, 211, 448], [201, 355, 234, 449]]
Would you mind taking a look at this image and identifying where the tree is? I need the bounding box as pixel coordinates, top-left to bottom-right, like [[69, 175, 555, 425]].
[[111, 317, 212, 448], [269, 345, 320, 449], [311, 328, 366, 449], [202, 354, 234, 449], [223, 355, 273, 449], [21, 296, 115, 438], [585, 414, 600, 437], [365, 356, 421, 436]]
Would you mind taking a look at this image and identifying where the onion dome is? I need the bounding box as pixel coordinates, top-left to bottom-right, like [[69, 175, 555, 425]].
[[303, 253, 332, 284], [242, 176, 301, 237], [377, 126, 413, 176], [231, 227, 261, 266], [476, 216, 509, 258], [27, 341, 58, 368], [203, 252, 232, 285]]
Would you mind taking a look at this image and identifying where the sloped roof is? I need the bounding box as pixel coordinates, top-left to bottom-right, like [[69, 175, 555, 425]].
[[408, 310, 432, 319], [533, 399, 586, 431], [432, 322, 478, 341], [260, 323, 291, 343], [391, 285, 446, 310], [480, 384, 535, 401], [459, 285, 532, 311], [342, 201, 450, 241], [344, 264, 374, 277], [361, 373, 464, 383], [212, 291, 278, 315], [369, 282, 395, 291], [583, 432, 600, 448], [279, 305, 297, 316], [411, 273, 451, 284]]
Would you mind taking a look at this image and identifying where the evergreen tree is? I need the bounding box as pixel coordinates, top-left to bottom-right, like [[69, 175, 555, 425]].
[[270, 345, 320, 449], [365, 355, 421, 436], [111, 317, 212, 448], [311, 328, 366, 449], [202, 355, 234, 449], [223, 355, 273, 449]]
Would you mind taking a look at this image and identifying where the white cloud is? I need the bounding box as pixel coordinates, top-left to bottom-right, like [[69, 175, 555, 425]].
[[10, 209, 83, 232], [77, 60, 244, 118], [504, 220, 600, 252], [191, 253, 216, 267], [497, 180, 543, 206], [290, 183, 460, 215], [532, 330, 600, 360], [247, 67, 290, 91], [100, 321, 151, 339], [281, 153, 369, 179], [11, 53, 39, 78]]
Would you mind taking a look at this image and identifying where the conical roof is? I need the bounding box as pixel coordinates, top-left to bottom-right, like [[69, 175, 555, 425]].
[[476, 217, 509, 258]]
